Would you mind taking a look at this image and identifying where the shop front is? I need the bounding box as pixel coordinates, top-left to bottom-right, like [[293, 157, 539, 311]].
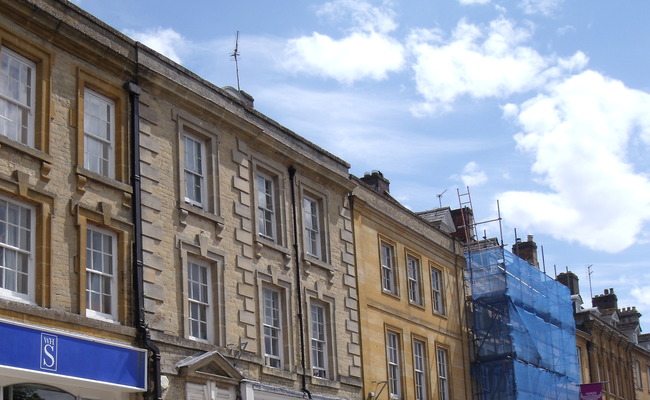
[[0, 319, 147, 400]]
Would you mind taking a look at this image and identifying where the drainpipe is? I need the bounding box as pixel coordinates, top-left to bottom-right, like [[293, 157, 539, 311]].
[[125, 77, 162, 400], [288, 166, 312, 399]]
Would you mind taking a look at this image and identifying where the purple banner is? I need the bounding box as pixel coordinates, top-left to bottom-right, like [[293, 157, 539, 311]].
[[580, 383, 602, 400]]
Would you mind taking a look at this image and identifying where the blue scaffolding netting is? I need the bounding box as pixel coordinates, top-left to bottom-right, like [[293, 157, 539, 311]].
[[466, 248, 580, 400]]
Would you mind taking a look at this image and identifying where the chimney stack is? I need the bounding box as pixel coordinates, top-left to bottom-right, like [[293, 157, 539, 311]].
[[512, 234, 539, 269], [450, 207, 475, 242], [360, 171, 390, 194], [556, 271, 580, 296], [592, 288, 618, 311]]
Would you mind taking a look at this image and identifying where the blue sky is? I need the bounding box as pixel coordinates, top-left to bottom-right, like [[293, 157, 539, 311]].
[[75, 0, 650, 330]]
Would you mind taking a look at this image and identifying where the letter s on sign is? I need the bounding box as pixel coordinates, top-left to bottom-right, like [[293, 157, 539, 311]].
[[42, 344, 55, 368]]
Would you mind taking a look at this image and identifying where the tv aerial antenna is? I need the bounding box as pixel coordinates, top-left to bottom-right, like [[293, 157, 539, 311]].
[[230, 31, 241, 90], [436, 189, 447, 208], [587, 264, 594, 299]]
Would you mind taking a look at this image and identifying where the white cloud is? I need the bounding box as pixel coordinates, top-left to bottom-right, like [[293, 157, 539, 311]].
[[317, 0, 398, 34], [631, 286, 650, 309], [283, 0, 405, 84], [124, 27, 188, 64], [520, 0, 563, 16], [458, 0, 491, 4], [499, 70, 650, 253], [254, 84, 492, 174], [408, 17, 587, 115], [455, 161, 488, 187]]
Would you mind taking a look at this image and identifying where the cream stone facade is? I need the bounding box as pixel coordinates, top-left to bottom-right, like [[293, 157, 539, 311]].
[[0, 0, 143, 399], [351, 173, 472, 400], [134, 45, 362, 400], [0, 0, 362, 399]]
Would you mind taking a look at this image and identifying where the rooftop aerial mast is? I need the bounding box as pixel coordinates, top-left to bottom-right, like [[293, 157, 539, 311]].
[[230, 31, 241, 90]]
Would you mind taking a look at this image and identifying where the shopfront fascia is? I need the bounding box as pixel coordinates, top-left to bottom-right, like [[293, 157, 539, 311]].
[[0, 319, 147, 400]]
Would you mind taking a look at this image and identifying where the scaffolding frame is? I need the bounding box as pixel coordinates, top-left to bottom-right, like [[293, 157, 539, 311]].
[[458, 188, 580, 400]]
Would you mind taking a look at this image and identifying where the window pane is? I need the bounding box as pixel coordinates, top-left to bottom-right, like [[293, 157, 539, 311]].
[[311, 303, 328, 378], [0, 47, 35, 145], [257, 174, 276, 240], [304, 197, 321, 258], [183, 135, 206, 206], [0, 198, 32, 298], [85, 228, 115, 317], [187, 261, 210, 340], [437, 348, 449, 400], [84, 89, 114, 178], [263, 288, 282, 367], [408, 256, 421, 304], [413, 340, 426, 400], [431, 268, 444, 313], [387, 332, 401, 398], [381, 243, 395, 293]]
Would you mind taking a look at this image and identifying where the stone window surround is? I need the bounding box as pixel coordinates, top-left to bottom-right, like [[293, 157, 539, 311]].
[[256, 270, 294, 376], [412, 336, 429, 400], [82, 88, 115, 179], [385, 326, 403, 400], [75, 68, 128, 190], [296, 177, 331, 267], [173, 112, 222, 224], [74, 203, 130, 325], [436, 345, 451, 400], [0, 29, 51, 156], [430, 264, 446, 316], [251, 156, 288, 253], [84, 225, 118, 322], [0, 175, 53, 307], [405, 250, 424, 308], [0, 46, 36, 147], [378, 236, 399, 298], [179, 239, 225, 346], [306, 294, 337, 381], [0, 194, 35, 303]]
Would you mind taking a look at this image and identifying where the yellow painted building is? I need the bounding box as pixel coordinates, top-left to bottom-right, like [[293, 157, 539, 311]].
[[351, 172, 471, 400]]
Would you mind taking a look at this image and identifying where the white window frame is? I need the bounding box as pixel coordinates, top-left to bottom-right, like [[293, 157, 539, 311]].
[[407, 255, 423, 305], [413, 339, 427, 400], [182, 132, 207, 208], [431, 267, 444, 314], [83, 88, 115, 179], [437, 348, 450, 400], [381, 242, 397, 295], [85, 226, 118, 321], [257, 172, 277, 241], [263, 286, 283, 368], [311, 302, 329, 378], [0, 196, 35, 302], [187, 258, 213, 342], [386, 331, 402, 399], [0, 46, 35, 146], [303, 195, 321, 259]]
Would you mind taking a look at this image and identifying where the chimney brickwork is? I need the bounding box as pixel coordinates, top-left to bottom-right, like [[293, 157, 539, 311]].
[[592, 288, 618, 311], [512, 234, 539, 269], [360, 171, 390, 194]]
